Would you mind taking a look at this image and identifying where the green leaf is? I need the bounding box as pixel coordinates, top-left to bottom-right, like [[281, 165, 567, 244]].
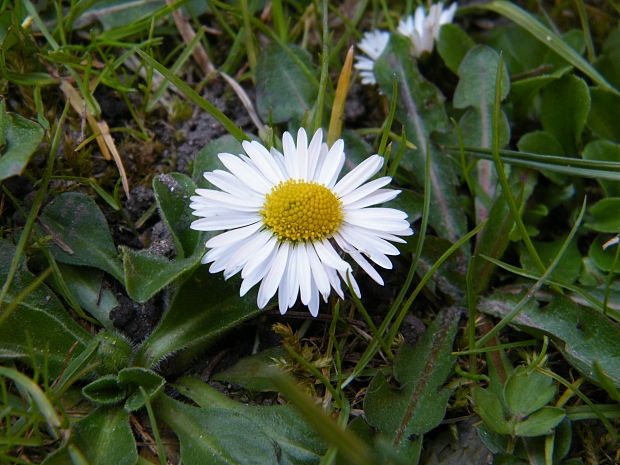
[[156, 384, 325, 465], [458, 106, 510, 149], [0, 99, 45, 181], [585, 198, 620, 233], [364, 308, 459, 443], [192, 135, 243, 188], [588, 88, 620, 143], [472, 387, 511, 435], [472, 171, 536, 293], [134, 266, 263, 368], [177, 377, 326, 461], [595, 47, 620, 89], [82, 375, 126, 405], [375, 34, 467, 244], [77, 0, 166, 31], [43, 407, 137, 465], [540, 74, 591, 155], [509, 67, 571, 118], [121, 248, 200, 303], [480, 1, 619, 95], [519, 238, 581, 284], [212, 347, 286, 392], [95, 331, 133, 376], [504, 367, 556, 418], [454, 45, 510, 109], [118, 367, 165, 412], [0, 240, 89, 376], [517, 131, 564, 157], [81, 367, 164, 412], [153, 173, 200, 258], [256, 42, 318, 123], [437, 23, 475, 74], [517, 131, 565, 183], [40, 192, 123, 282], [582, 139, 620, 196], [58, 264, 117, 330], [480, 292, 620, 387], [486, 22, 546, 75], [513, 407, 565, 437]]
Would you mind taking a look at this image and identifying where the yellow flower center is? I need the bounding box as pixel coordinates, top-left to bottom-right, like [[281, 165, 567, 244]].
[[261, 179, 343, 242]]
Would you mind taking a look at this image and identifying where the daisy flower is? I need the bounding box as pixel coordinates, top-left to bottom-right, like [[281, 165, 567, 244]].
[[354, 30, 391, 85], [190, 128, 413, 316], [398, 2, 457, 57]]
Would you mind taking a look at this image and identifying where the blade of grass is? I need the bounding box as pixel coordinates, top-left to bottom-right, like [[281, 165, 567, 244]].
[[490, 54, 545, 275], [458, 146, 620, 171], [313, 0, 330, 133], [0, 102, 69, 311], [0, 367, 61, 439], [386, 220, 487, 349], [574, 0, 595, 62], [146, 28, 206, 112], [239, 0, 257, 73], [378, 77, 398, 163], [271, 0, 287, 41], [141, 387, 168, 465], [475, 197, 587, 348], [136, 49, 248, 141], [270, 370, 378, 465], [479, 1, 619, 95], [536, 367, 618, 441], [479, 256, 620, 323]]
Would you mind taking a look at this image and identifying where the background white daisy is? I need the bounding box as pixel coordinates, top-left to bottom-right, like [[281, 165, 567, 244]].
[[398, 2, 458, 57], [190, 128, 413, 316], [354, 30, 391, 85]]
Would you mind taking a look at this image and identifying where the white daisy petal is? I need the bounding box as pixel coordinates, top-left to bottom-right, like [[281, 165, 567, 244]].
[[308, 278, 320, 317], [282, 131, 298, 178], [349, 251, 384, 285], [313, 239, 350, 271], [206, 222, 263, 248], [243, 140, 286, 184], [218, 153, 272, 194], [278, 257, 291, 314], [340, 176, 392, 206], [338, 224, 400, 256], [296, 128, 309, 180], [339, 267, 361, 297], [257, 242, 290, 308], [240, 241, 278, 296], [306, 129, 323, 180], [286, 244, 299, 308], [333, 154, 384, 197], [191, 213, 262, 231], [306, 243, 331, 299], [317, 140, 345, 188], [241, 236, 278, 280], [194, 189, 263, 211], [204, 170, 263, 200], [297, 244, 312, 305], [344, 188, 400, 210], [219, 229, 273, 274]]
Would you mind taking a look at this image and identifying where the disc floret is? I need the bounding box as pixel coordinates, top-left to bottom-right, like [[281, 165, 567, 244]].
[[261, 179, 343, 242]]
